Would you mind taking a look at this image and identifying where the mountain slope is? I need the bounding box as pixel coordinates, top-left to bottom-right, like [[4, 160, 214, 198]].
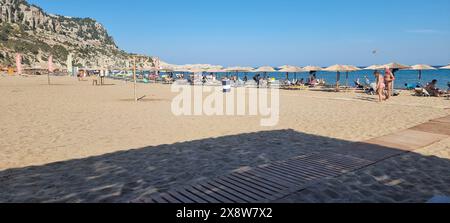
[[0, 0, 153, 69]]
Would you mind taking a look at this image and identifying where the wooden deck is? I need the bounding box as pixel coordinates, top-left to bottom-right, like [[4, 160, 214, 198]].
[[133, 115, 450, 203]]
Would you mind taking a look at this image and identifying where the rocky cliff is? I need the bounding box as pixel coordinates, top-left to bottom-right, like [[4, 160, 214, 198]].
[[0, 0, 154, 69]]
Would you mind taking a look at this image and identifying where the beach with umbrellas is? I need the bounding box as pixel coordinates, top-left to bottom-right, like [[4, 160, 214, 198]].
[[1, 64, 449, 202]]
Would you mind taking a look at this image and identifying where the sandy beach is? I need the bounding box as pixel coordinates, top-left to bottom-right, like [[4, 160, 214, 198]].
[[0, 75, 449, 202], [1, 75, 448, 170]]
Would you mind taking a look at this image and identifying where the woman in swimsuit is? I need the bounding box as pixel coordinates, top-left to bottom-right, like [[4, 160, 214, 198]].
[[384, 68, 395, 100], [374, 71, 385, 102]]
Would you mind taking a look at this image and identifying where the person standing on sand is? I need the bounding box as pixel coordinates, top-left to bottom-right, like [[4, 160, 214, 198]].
[[374, 71, 386, 102], [253, 74, 260, 88], [384, 68, 394, 100]]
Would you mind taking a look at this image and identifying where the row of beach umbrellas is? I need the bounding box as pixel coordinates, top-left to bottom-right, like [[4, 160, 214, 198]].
[[159, 63, 450, 75], [155, 63, 449, 89], [161, 63, 448, 83]]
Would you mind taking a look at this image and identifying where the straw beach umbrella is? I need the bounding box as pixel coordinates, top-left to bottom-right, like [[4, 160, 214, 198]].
[[225, 66, 254, 79], [302, 66, 323, 82], [188, 68, 205, 82], [278, 65, 295, 70], [225, 66, 254, 72], [324, 64, 355, 91], [440, 65, 450, 69], [381, 62, 410, 70], [364, 65, 383, 70], [206, 67, 225, 73], [409, 64, 436, 80], [254, 66, 276, 79], [278, 66, 303, 81], [344, 65, 362, 87], [302, 66, 323, 72], [188, 68, 205, 73], [204, 68, 225, 80]]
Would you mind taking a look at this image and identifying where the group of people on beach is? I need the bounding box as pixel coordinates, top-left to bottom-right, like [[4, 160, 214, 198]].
[[424, 79, 446, 97], [373, 68, 396, 102], [77, 70, 106, 85], [373, 69, 447, 102]]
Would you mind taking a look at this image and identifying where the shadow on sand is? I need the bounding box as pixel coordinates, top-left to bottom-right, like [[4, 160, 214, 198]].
[[0, 129, 448, 203]]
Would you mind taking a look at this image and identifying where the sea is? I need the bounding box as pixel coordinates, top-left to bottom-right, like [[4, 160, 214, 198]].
[[264, 69, 450, 89], [159, 68, 450, 89]]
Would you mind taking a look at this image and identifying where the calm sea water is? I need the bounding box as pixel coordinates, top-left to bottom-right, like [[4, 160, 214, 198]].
[[190, 69, 450, 89]]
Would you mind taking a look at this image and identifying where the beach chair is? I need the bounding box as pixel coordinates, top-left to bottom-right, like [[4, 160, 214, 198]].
[[244, 80, 258, 88], [414, 88, 430, 97], [286, 85, 308, 90], [174, 79, 189, 85], [233, 79, 245, 87]]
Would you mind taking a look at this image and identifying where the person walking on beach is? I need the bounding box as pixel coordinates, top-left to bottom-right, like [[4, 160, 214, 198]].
[[100, 70, 105, 85], [384, 68, 395, 100], [374, 71, 386, 102], [253, 74, 261, 88]]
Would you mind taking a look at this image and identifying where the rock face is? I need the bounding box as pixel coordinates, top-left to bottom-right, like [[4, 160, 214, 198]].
[[0, 0, 154, 69]]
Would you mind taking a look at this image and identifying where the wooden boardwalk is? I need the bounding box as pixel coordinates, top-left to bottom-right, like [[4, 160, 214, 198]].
[[133, 115, 450, 203]]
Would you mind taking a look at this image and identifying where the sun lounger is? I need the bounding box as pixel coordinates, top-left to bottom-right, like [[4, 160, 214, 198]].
[[204, 80, 222, 86], [414, 88, 430, 97], [244, 80, 258, 88], [282, 85, 308, 90]]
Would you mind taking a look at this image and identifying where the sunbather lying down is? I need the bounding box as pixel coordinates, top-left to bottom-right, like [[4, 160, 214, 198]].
[[425, 80, 445, 97]]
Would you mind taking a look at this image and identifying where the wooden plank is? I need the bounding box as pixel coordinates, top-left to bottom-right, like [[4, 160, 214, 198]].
[[191, 184, 235, 203], [263, 164, 311, 181], [282, 161, 334, 177], [234, 172, 288, 191], [410, 122, 450, 136], [247, 168, 299, 185], [272, 163, 327, 180], [186, 186, 222, 203], [208, 181, 258, 203], [258, 165, 307, 183], [431, 116, 450, 123], [366, 129, 445, 151], [218, 177, 274, 200], [177, 188, 208, 203], [183, 185, 220, 203], [228, 173, 282, 194], [148, 194, 167, 203], [160, 193, 181, 203], [215, 179, 265, 202], [168, 190, 195, 203], [199, 181, 248, 203], [249, 168, 300, 185], [304, 153, 361, 166], [317, 154, 371, 167], [289, 157, 347, 172]]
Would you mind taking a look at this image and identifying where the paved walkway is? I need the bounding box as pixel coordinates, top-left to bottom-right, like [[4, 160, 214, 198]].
[[134, 115, 450, 203]]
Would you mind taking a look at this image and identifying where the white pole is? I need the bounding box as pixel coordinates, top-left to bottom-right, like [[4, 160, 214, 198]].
[[133, 57, 137, 102]]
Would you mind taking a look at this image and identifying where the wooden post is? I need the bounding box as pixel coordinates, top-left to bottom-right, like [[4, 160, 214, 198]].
[[133, 57, 137, 102], [48, 55, 53, 85], [336, 71, 340, 92]]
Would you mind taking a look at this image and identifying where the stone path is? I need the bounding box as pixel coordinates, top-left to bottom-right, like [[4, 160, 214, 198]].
[[135, 115, 450, 203]]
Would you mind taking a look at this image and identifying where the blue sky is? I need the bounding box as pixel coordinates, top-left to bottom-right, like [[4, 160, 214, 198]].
[[28, 0, 450, 66]]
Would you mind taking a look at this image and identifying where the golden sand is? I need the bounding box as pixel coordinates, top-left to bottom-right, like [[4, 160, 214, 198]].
[[1, 75, 449, 170]]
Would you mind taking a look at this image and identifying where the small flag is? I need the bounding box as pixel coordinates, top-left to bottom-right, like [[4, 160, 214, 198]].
[[15, 53, 22, 75], [48, 55, 54, 73]]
